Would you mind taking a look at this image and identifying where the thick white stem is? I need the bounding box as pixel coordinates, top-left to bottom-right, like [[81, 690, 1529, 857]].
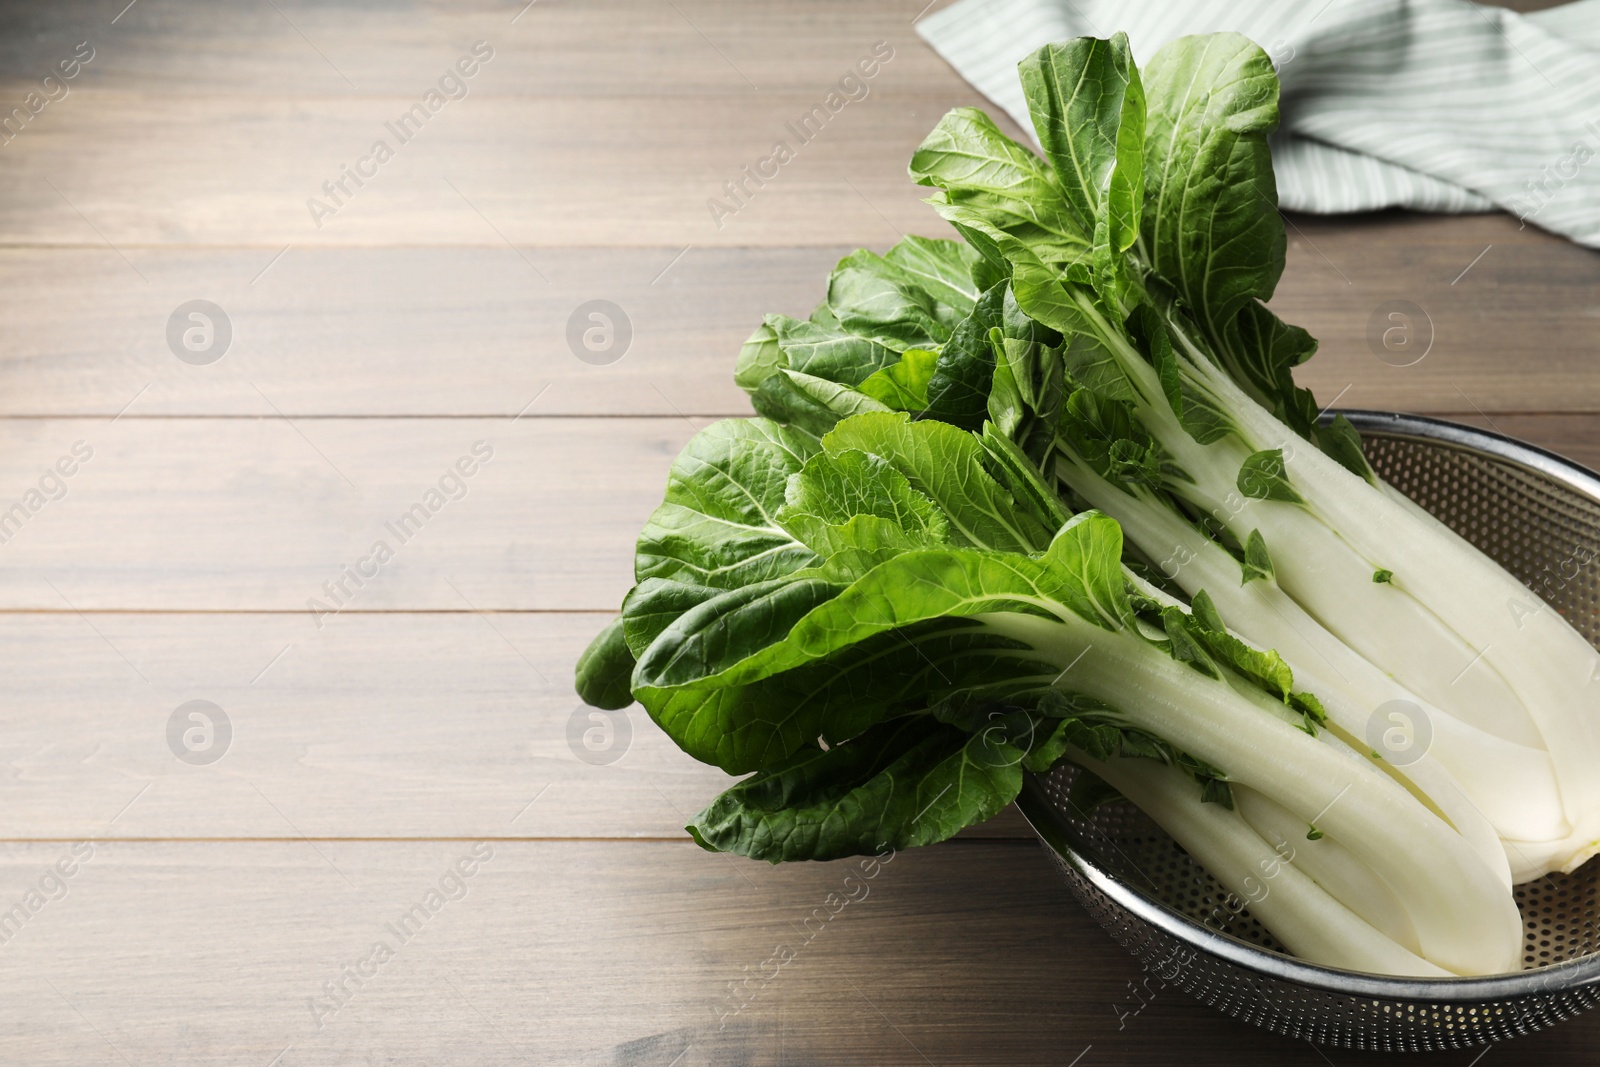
[[1179, 341, 1600, 832], [1120, 357, 1539, 747], [1058, 450, 1559, 871], [1082, 750, 1449, 977], [1233, 785, 1420, 954], [1073, 290, 1600, 867], [981, 611, 1524, 975]]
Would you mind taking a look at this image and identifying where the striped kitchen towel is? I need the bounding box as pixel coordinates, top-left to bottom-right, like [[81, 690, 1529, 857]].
[[916, 0, 1600, 247]]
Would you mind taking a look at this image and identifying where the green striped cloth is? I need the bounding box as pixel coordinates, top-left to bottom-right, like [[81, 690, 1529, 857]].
[[917, 0, 1600, 247]]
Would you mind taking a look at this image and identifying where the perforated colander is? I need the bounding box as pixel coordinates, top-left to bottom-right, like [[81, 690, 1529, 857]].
[[1016, 410, 1600, 1051]]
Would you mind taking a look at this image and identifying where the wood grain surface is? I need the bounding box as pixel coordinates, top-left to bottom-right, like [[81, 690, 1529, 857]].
[[0, 0, 1595, 1064]]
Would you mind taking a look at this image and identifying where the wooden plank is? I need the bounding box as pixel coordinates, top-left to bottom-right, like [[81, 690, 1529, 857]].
[[0, 88, 993, 248], [0, 234, 1597, 418], [0, 837, 1581, 1065], [0, 415, 681, 612], [0, 246, 827, 418], [1275, 212, 1600, 415], [0, 0, 1556, 105], [0, 414, 1593, 613], [0, 4, 999, 248], [0, 610, 1029, 841], [0, 0, 962, 97]]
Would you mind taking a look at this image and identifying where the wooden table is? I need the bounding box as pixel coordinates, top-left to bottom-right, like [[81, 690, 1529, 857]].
[[0, 1, 1594, 1063]]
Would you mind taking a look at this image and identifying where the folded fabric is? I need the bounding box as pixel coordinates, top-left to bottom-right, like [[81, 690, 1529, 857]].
[[917, 0, 1600, 247]]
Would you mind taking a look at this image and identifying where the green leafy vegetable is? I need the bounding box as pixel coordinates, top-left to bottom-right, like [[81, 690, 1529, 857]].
[[573, 29, 1600, 981]]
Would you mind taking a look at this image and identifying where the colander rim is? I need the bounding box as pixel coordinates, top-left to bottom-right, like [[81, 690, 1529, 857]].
[[1016, 408, 1600, 1003]]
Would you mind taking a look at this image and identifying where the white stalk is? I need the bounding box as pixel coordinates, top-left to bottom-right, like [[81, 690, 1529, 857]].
[[1110, 336, 1539, 745], [1080, 749, 1450, 977], [1232, 785, 1420, 954], [1067, 287, 1600, 872], [1060, 449, 1565, 866], [1179, 346, 1600, 839], [979, 610, 1524, 975]]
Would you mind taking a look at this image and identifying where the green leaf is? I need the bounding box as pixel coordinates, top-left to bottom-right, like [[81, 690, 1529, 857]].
[[1316, 412, 1377, 484], [1142, 33, 1284, 367], [1058, 389, 1165, 495], [858, 348, 939, 410], [635, 572, 845, 691], [1225, 301, 1320, 427], [751, 369, 892, 439], [1004, 241, 1084, 326], [1019, 35, 1147, 306], [1020, 35, 1145, 249], [1186, 586, 1227, 634], [620, 578, 725, 659], [984, 300, 1067, 458], [1198, 776, 1235, 808], [777, 448, 949, 578], [882, 235, 985, 318], [943, 216, 1010, 279], [575, 615, 636, 710], [687, 715, 1023, 861], [774, 313, 901, 386], [910, 107, 1093, 269], [968, 248, 1007, 294], [1039, 512, 1139, 631], [923, 281, 1008, 430], [953, 279, 1068, 447], [782, 449, 947, 536], [736, 313, 900, 417], [1242, 528, 1275, 585], [1128, 303, 1180, 413], [1140, 35, 1357, 465], [821, 412, 1050, 553], [1175, 376, 1237, 446], [782, 514, 935, 583], [828, 249, 961, 352], [1236, 448, 1305, 505], [1060, 332, 1137, 404], [1161, 605, 1222, 679], [1058, 721, 1234, 808], [1290, 690, 1327, 719], [930, 693, 1028, 734], [643, 609, 1052, 774], [637, 517, 1133, 702], [987, 329, 1026, 438], [1184, 590, 1295, 703], [1003, 279, 1063, 349], [980, 423, 1073, 532], [735, 318, 786, 394], [621, 418, 825, 674], [783, 368, 896, 420], [1290, 690, 1328, 730], [998, 285, 1067, 424], [1049, 713, 1126, 764], [1109, 439, 1163, 490], [635, 418, 820, 591], [1127, 300, 1233, 451], [1028, 717, 1102, 772]]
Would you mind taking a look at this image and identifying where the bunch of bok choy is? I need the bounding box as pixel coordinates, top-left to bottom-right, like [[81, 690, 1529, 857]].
[[578, 31, 1600, 977]]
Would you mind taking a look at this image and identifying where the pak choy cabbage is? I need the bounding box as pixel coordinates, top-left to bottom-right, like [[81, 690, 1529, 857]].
[[577, 32, 1600, 978]]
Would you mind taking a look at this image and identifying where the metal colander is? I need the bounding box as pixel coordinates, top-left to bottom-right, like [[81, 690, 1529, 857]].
[[1016, 410, 1600, 1051]]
